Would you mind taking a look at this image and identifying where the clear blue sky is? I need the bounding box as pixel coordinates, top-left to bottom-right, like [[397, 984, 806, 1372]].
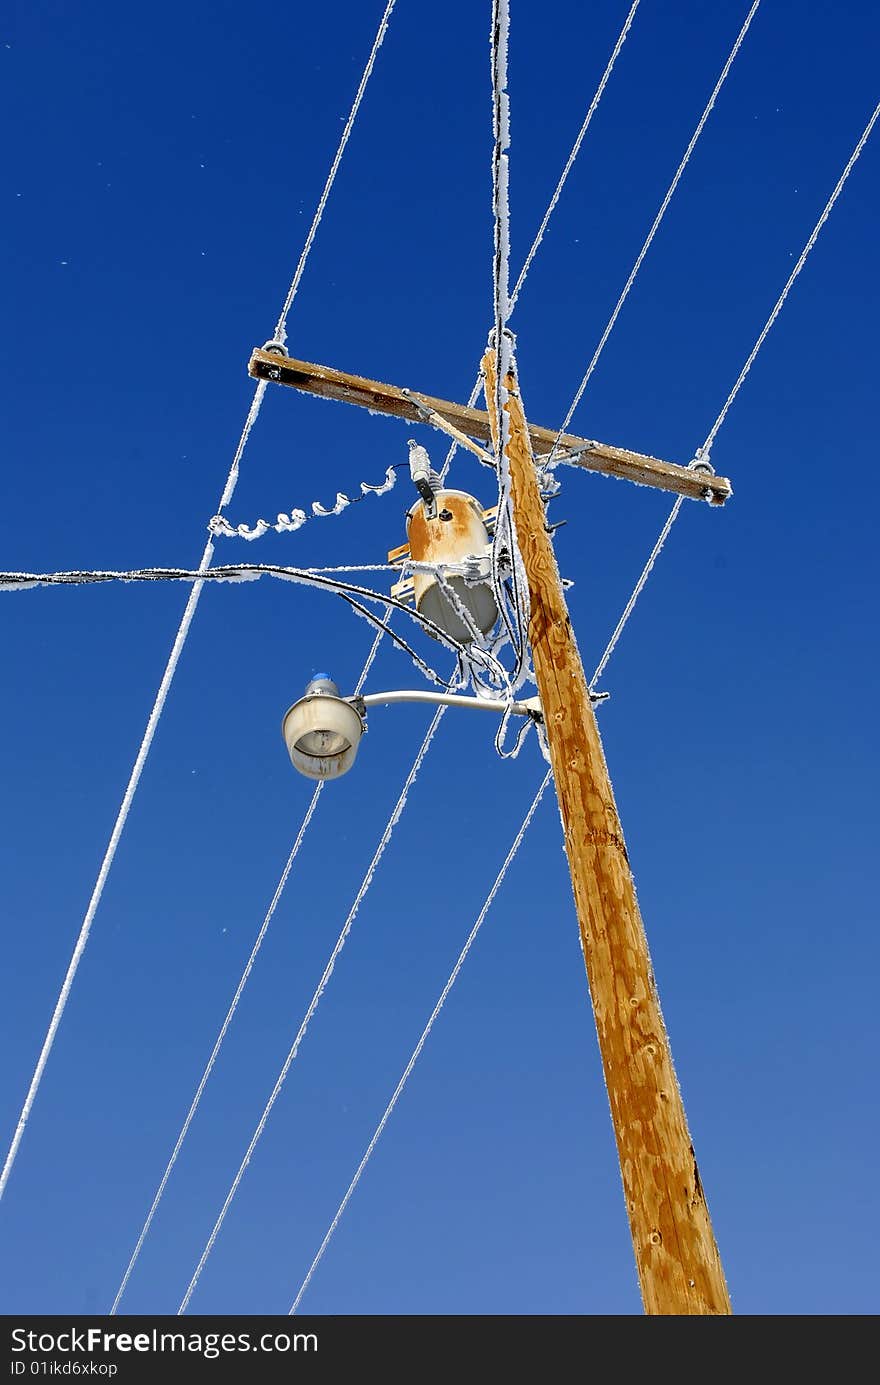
[[1, 0, 877, 1315]]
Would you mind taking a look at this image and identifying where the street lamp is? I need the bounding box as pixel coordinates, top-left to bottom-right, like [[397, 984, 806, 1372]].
[[281, 676, 544, 781]]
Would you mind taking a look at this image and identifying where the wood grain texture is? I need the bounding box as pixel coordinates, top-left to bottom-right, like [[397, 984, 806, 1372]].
[[248, 348, 732, 505], [484, 348, 731, 1316]]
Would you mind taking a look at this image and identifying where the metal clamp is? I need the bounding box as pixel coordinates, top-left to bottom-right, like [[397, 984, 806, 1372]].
[[687, 447, 715, 476]]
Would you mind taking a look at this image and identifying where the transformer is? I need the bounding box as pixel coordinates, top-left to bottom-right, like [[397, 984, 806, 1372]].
[[402, 488, 498, 644]]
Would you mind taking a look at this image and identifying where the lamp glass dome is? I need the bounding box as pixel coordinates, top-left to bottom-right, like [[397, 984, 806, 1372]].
[[296, 727, 352, 757]]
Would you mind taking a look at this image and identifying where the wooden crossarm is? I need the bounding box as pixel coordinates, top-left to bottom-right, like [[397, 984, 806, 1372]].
[[248, 347, 732, 506]]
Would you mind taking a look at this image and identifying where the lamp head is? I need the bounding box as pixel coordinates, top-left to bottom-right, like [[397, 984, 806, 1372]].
[[281, 677, 364, 781]]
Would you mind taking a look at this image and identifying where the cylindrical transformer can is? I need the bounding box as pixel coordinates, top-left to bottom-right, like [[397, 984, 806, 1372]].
[[405, 489, 498, 644]]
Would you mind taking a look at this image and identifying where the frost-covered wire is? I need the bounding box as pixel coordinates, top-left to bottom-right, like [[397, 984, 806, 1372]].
[[0, 379, 267, 1207], [0, 560, 489, 583], [289, 766, 553, 1314], [546, 0, 761, 460], [208, 466, 402, 542], [271, 0, 399, 345], [178, 705, 446, 1313], [590, 495, 682, 691], [484, 346, 532, 700], [0, 559, 527, 694], [0, 563, 457, 678], [509, 0, 642, 312], [429, 567, 513, 698], [439, 0, 640, 487], [353, 605, 392, 695], [701, 95, 880, 457], [494, 697, 536, 760], [335, 591, 450, 690], [589, 94, 879, 688], [488, 0, 531, 696], [109, 781, 324, 1314], [490, 0, 511, 346], [109, 613, 390, 1314], [0, 1, 406, 1207]]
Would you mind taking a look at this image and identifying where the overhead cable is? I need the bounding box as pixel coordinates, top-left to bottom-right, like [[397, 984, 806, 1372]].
[[547, 0, 762, 461], [0, 559, 528, 695], [271, 0, 399, 345], [0, 0, 405, 1206], [439, 0, 644, 483], [509, 0, 642, 312], [0, 565, 465, 686], [0, 381, 267, 1206], [590, 495, 683, 690], [488, 0, 531, 692], [110, 784, 324, 1314], [289, 767, 553, 1314], [590, 94, 879, 688], [177, 706, 446, 1313], [700, 95, 880, 456], [208, 466, 401, 543], [108, 611, 391, 1313]]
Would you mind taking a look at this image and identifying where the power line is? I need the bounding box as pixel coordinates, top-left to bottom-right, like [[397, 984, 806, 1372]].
[[589, 94, 880, 690], [439, 0, 643, 484], [0, 565, 461, 686], [353, 607, 393, 696], [0, 561, 457, 584], [0, 0, 405, 1208], [547, 0, 762, 459], [590, 496, 683, 691], [0, 547, 532, 706], [491, 0, 512, 344], [0, 380, 267, 1206], [488, 0, 532, 693], [272, 0, 399, 345], [208, 466, 402, 543], [177, 705, 446, 1313], [509, 0, 642, 312], [0, 556, 525, 695], [110, 784, 323, 1314], [335, 591, 453, 692], [108, 614, 391, 1314], [289, 767, 553, 1314], [701, 95, 880, 456]]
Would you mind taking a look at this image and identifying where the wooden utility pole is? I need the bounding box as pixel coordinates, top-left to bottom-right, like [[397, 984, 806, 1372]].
[[484, 346, 731, 1315]]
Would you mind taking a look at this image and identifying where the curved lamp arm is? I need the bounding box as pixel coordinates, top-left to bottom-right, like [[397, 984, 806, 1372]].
[[352, 689, 608, 719], [353, 690, 543, 720]]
